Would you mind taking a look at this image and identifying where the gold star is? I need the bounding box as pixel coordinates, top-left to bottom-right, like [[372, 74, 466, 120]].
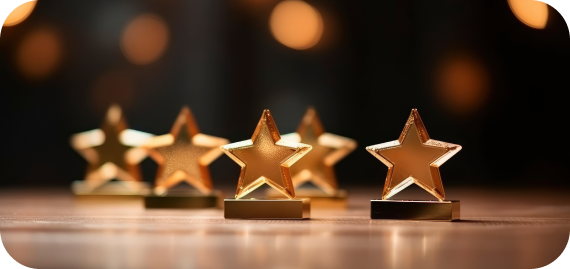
[[366, 109, 461, 201], [221, 109, 312, 199], [143, 107, 229, 195], [71, 105, 153, 191], [282, 107, 356, 195]]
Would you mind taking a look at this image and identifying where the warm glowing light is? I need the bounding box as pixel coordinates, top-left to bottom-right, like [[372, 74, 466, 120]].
[[508, 0, 548, 29], [154, 186, 167, 195], [107, 105, 122, 125], [269, 0, 323, 50], [436, 54, 489, 116], [121, 14, 169, 65], [71, 129, 105, 150], [100, 163, 119, 179], [4, 1, 36, 27], [126, 148, 150, 165], [143, 134, 174, 148], [17, 28, 62, 79], [120, 129, 154, 147]]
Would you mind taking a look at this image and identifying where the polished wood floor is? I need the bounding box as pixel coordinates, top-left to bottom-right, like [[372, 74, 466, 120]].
[[1, 187, 569, 269]]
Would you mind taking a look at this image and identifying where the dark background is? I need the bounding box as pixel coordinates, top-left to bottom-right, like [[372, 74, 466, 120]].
[[0, 0, 569, 188]]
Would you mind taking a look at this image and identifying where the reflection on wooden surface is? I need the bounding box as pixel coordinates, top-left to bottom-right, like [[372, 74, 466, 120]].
[[0, 187, 569, 269]]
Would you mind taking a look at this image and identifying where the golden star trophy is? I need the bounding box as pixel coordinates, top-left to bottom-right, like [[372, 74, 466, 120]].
[[71, 105, 153, 197], [366, 109, 461, 221], [142, 107, 229, 208], [266, 107, 356, 207], [221, 109, 312, 219]]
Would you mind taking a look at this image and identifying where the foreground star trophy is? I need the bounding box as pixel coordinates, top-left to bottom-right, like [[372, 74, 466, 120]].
[[266, 107, 356, 207], [366, 109, 461, 221], [71, 105, 153, 197], [142, 106, 228, 208], [221, 109, 312, 219]]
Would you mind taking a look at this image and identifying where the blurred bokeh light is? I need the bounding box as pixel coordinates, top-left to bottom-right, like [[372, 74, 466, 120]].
[[508, 0, 548, 29], [436, 53, 489, 116], [16, 27, 62, 79], [1, 0, 569, 189], [269, 0, 323, 50], [120, 14, 169, 65], [3, 1, 37, 27]]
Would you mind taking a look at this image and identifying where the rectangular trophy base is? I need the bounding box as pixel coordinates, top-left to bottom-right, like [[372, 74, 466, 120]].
[[144, 190, 223, 209], [371, 200, 460, 221], [71, 180, 150, 196], [224, 198, 310, 219], [266, 188, 347, 208], [72, 181, 149, 208]]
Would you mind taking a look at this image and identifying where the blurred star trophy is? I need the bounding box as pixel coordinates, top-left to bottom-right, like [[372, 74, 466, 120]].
[[366, 109, 461, 221], [266, 107, 356, 207], [142, 107, 228, 209], [221, 109, 312, 219], [71, 105, 153, 197]]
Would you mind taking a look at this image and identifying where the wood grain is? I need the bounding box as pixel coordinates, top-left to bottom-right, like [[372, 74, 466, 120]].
[[0, 187, 569, 269]]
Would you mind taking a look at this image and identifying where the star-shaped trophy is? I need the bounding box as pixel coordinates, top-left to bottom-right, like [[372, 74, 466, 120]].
[[366, 109, 462, 221], [142, 106, 229, 208], [221, 109, 312, 219], [266, 107, 356, 207], [71, 105, 153, 196]]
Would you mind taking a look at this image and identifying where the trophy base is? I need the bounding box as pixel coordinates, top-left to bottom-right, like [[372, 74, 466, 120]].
[[370, 200, 460, 221], [72, 181, 150, 208], [265, 188, 347, 208], [71, 180, 150, 196], [224, 198, 310, 219], [144, 190, 223, 209]]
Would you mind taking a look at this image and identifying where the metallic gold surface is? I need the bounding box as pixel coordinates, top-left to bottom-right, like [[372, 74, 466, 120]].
[[143, 107, 229, 195], [281, 107, 356, 196], [366, 109, 462, 201], [221, 109, 312, 199], [71, 180, 149, 195], [144, 190, 223, 209], [72, 181, 148, 209], [224, 198, 310, 219], [370, 200, 460, 221], [74, 194, 145, 210], [70, 105, 153, 193]]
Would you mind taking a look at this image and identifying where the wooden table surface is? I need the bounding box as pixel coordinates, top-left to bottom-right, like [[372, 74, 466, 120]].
[[1, 187, 569, 269]]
